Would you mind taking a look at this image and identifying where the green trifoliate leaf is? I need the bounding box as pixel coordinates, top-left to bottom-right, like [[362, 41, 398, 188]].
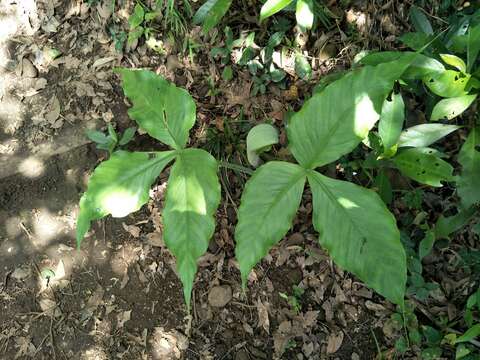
[[246, 124, 279, 167], [398, 124, 460, 148], [235, 161, 306, 285], [193, 0, 232, 33], [288, 58, 414, 169], [116, 69, 196, 150], [307, 170, 406, 305], [393, 148, 454, 187], [296, 0, 314, 30], [424, 70, 470, 98], [379, 92, 405, 151], [430, 95, 477, 121], [76, 151, 175, 247], [457, 126, 480, 209], [260, 0, 294, 22], [163, 148, 221, 307]]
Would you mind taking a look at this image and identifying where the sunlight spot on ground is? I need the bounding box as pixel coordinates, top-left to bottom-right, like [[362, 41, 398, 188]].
[[81, 345, 108, 360], [18, 156, 45, 178], [32, 208, 64, 245], [0, 15, 18, 42]]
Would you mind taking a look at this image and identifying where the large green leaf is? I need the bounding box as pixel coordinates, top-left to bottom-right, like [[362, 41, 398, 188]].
[[235, 161, 306, 285], [398, 124, 460, 148], [467, 24, 480, 72], [163, 148, 221, 306], [379, 92, 405, 150], [393, 148, 454, 187], [457, 126, 480, 209], [193, 0, 232, 33], [424, 70, 471, 98], [116, 69, 196, 150], [287, 59, 412, 169], [260, 0, 294, 21], [359, 52, 444, 79], [76, 151, 175, 247], [307, 171, 406, 305], [430, 95, 477, 121]]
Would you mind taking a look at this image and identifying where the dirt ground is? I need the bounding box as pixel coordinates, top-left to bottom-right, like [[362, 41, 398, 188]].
[[1, 0, 474, 359]]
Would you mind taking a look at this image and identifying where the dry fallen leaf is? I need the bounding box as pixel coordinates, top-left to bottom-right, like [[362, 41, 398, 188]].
[[257, 298, 270, 334], [117, 310, 131, 328], [122, 222, 141, 238], [326, 331, 344, 354]]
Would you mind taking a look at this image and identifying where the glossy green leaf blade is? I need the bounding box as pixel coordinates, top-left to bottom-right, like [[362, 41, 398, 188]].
[[379, 92, 405, 150], [430, 95, 477, 121], [246, 124, 279, 167], [467, 24, 480, 72], [419, 230, 435, 259], [235, 161, 306, 285], [359, 51, 445, 79], [260, 0, 294, 21], [163, 148, 221, 306], [296, 0, 314, 30], [116, 68, 196, 150], [398, 124, 460, 148], [307, 171, 406, 305], [424, 70, 470, 98], [393, 148, 454, 187], [455, 324, 480, 344], [192, 0, 232, 33], [458, 126, 480, 209], [287, 59, 412, 169], [76, 151, 176, 247]]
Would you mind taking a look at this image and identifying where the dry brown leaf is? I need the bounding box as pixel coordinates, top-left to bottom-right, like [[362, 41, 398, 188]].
[[256, 298, 270, 334], [326, 331, 344, 354], [122, 222, 141, 238]]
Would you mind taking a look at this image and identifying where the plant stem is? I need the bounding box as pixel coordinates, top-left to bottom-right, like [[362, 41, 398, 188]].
[[219, 161, 253, 175]]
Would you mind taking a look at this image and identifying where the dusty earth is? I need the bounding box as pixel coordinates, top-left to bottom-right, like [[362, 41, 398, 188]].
[[0, 0, 477, 359]]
